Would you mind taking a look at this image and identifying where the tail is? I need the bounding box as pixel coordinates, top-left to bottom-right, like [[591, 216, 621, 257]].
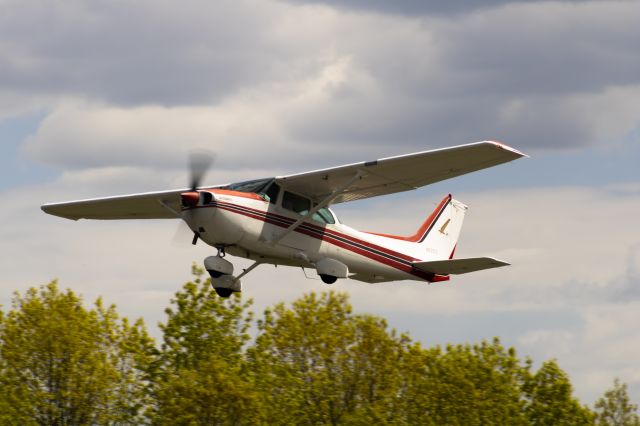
[[412, 194, 467, 260], [410, 195, 511, 277]]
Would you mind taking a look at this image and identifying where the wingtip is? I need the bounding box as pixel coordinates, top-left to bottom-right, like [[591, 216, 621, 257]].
[[41, 204, 79, 221], [485, 140, 529, 158]]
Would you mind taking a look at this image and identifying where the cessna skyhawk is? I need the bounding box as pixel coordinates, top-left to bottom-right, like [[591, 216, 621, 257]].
[[42, 141, 526, 297]]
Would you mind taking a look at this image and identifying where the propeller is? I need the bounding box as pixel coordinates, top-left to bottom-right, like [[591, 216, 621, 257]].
[[175, 149, 216, 246], [189, 149, 215, 191]]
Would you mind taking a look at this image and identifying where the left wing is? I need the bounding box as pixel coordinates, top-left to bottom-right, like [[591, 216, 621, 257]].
[[276, 141, 525, 204], [412, 257, 509, 275]]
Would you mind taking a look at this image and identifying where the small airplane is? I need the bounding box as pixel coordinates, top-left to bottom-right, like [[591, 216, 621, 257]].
[[42, 141, 526, 297]]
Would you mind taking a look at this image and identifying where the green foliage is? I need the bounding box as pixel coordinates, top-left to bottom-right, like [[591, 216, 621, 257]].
[[152, 265, 262, 425], [595, 378, 640, 426], [398, 339, 530, 425], [249, 291, 409, 425], [158, 266, 253, 371], [0, 281, 155, 425], [523, 360, 595, 425], [2, 271, 637, 425]]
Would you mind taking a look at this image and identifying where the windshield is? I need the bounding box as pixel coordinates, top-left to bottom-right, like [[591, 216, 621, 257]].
[[225, 178, 273, 194]]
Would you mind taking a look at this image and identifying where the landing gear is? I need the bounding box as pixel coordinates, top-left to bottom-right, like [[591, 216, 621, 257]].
[[316, 258, 347, 284], [320, 274, 338, 284], [203, 254, 264, 298]]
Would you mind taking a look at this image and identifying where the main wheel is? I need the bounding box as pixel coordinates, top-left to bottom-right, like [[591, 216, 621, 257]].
[[215, 287, 233, 298], [320, 274, 337, 284]]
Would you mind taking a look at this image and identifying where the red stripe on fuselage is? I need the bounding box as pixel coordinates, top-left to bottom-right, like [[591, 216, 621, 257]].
[[186, 201, 437, 281], [210, 201, 419, 263]]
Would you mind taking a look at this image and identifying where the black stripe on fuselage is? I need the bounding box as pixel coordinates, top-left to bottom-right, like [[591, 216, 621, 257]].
[[183, 201, 434, 280], [208, 201, 417, 266]]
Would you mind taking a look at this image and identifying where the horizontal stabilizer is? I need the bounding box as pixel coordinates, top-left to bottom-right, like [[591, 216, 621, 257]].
[[412, 257, 509, 275]]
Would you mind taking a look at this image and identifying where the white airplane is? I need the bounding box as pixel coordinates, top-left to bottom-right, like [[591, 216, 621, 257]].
[[42, 141, 526, 297]]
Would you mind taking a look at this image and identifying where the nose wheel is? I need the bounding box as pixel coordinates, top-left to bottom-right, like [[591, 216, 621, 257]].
[[214, 288, 233, 297]]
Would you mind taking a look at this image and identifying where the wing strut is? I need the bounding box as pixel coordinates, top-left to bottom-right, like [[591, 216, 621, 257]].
[[235, 261, 263, 281], [270, 171, 366, 245]]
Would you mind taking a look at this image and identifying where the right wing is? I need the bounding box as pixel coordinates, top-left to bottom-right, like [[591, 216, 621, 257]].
[[276, 141, 526, 204], [41, 187, 210, 220], [412, 257, 510, 275]]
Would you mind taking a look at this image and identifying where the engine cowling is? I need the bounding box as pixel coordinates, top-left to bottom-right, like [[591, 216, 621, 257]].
[[181, 191, 214, 207], [181, 191, 200, 207]]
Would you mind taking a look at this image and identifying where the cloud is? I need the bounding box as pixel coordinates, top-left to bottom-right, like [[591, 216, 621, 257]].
[[0, 0, 301, 106], [280, 0, 549, 17], [3, 0, 640, 160]]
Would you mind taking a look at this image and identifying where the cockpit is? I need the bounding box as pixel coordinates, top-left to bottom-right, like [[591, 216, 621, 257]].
[[222, 178, 338, 225]]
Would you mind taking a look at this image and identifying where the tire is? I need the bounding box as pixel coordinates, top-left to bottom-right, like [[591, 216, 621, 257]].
[[320, 274, 337, 284], [215, 287, 233, 298]]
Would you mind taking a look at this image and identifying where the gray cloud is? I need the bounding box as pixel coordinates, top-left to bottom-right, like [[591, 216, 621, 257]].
[[0, 0, 296, 105], [4, 0, 640, 174], [287, 1, 640, 150], [279, 0, 547, 16]]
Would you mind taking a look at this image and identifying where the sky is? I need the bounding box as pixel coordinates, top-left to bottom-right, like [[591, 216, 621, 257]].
[[1, 0, 639, 404]]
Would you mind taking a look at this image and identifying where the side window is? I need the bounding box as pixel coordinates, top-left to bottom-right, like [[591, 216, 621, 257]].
[[282, 191, 311, 215], [311, 207, 335, 225], [264, 183, 280, 204]]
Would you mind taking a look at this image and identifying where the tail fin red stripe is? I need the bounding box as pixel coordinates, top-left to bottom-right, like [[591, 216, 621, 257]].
[[366, 194, 452, 242]]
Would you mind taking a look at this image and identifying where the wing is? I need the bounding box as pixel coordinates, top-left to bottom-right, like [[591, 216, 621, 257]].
[[276, 141, 525, 204], [412, 257, 510, 275], [42, 187, 209, 220]]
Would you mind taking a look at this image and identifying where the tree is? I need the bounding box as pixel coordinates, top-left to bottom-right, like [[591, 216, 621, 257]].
[[523, 360, 594, 425], [249, 291, 410, 426], [0, 281, 155, 425], [397, 338, 530, 425], [595, 378, 640, 426], [152, 265, 262, 425]]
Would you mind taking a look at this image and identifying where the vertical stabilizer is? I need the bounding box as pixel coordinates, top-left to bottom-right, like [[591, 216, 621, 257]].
[[417, 195, 468, 260]]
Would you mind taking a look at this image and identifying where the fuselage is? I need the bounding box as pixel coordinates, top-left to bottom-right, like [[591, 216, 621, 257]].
[[182, 189, 440, 283]]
